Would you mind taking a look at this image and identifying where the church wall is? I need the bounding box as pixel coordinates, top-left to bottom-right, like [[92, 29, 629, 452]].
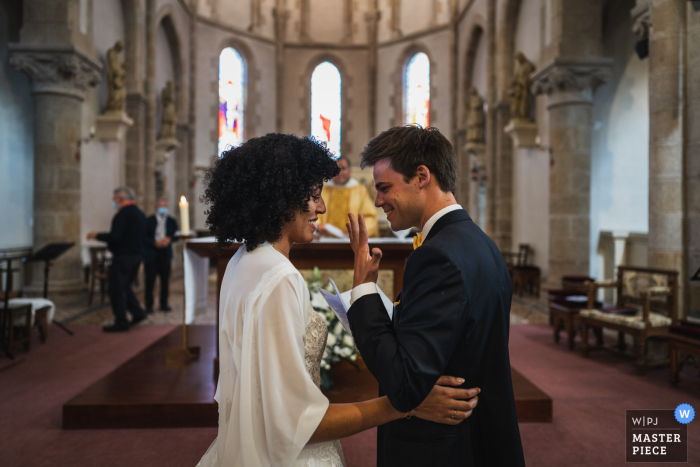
[[511, 0, 549, 274], [192, 21, 276, 230], [375, 29, 453, 139], [217, 0, 253, 34], [282, 47, 371, 166], [514, 0, 540, 67], [590, 0, 649, 280], [683, 5, 700, 314], [400, 0, 435, 36], [0, 4, 34, 250], [308, 0, 345, 43], [78, 0, 128, 247]]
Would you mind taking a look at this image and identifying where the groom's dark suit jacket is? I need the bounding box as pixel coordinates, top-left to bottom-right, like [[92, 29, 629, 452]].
[[348, 209, 525, 467]]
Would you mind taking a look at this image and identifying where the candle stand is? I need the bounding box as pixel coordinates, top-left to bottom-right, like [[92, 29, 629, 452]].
[[165, 232, 200, 364]]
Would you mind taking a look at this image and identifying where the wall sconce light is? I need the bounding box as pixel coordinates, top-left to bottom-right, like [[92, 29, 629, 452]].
[[74, 126, 96, 162]]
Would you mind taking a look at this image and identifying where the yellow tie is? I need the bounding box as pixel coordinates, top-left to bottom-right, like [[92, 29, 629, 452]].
[[413, 232, 423, 250]]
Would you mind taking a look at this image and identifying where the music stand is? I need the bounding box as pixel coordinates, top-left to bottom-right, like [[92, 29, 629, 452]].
[[27, 242, 76, 336], [692, 266, 700, 282]]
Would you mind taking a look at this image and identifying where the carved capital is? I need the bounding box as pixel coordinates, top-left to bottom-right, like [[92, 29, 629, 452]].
[[531, 58, 613, 107], [631, 0, 651, 40], [8, 45, 102, 100]]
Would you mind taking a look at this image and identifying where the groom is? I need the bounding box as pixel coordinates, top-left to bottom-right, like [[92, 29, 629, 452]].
[[346, 126, 525, 466]]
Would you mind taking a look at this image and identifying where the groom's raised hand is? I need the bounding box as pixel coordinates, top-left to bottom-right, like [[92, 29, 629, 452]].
[[346, 213, 382, 288]]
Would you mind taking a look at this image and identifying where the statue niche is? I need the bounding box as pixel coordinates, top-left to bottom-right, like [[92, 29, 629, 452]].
[[105, 41, 126, 113], [466, 87, 485, 145], [508, 52, 535, 122], [504, 52, 538, 148], [96, 41, 133, 142], [156, 80, 180, 163]]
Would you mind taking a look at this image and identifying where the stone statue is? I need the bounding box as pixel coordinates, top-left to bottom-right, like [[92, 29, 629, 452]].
[[466, 87, 485, 144], [160, 81, 177, 139], [508, 52, 536, 121], [105, 41, 126, 113]]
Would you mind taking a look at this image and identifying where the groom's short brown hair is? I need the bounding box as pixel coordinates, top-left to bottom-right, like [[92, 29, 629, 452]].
[[359, 125, 457, 194]]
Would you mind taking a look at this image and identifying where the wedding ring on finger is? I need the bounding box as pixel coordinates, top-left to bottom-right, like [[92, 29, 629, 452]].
[[451, 410, 457, 419]]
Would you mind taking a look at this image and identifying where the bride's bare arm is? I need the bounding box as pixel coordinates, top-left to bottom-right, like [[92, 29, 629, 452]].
[[308, 376, 479, 443]]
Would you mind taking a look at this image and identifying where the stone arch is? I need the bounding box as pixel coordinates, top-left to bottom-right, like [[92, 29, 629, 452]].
[[462, 19, 486, 130], [155, 9, 185, 123], [390, 43, 436, 127], [496, 0, 522, 101], [215, 37, 259, 141], [120, 0, 144, 94], [300, 53, 353, 157]]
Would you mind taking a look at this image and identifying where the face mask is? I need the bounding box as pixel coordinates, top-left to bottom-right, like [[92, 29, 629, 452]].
[[157, 207, 168, 216], [113, 201, 119, 210]]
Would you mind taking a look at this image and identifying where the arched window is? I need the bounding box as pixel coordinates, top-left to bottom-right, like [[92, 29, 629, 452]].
[[218, 47, 246, 155], [405, 52, 430, 127], [311, 61, 341, 157]]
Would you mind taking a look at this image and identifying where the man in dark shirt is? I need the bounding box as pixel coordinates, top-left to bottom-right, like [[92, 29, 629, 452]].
[[144, 198, 179, 314], [87, 186, 147, 332]]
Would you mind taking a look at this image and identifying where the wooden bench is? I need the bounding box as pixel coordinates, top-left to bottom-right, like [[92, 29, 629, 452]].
[[579, 267, 678, 373]]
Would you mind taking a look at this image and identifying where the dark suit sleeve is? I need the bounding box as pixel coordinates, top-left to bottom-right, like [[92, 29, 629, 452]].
[[96, 211, 126, 245], [143, 217, 156, 249], [167, 217, 179, 241], [347, 245, 469, 413]]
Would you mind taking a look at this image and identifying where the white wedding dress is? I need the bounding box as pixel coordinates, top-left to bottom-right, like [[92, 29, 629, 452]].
[[197, 242, 345, 467]]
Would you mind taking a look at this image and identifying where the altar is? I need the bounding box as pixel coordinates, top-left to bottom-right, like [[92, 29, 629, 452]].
[[183, 236, 415, 324], [63, 236, 552, 430], [183, 237, 415, 377]]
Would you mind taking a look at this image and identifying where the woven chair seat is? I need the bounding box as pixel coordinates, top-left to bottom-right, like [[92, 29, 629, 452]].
[[580, 309, 672, 330]]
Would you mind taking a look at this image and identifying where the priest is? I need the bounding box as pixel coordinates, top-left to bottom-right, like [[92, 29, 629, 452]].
[[318, 156, 378, 237]]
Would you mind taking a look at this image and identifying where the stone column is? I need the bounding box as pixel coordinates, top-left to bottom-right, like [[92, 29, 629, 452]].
[[532, 58, 612, 283], [273, 2, 290, 133], [365, 0, 379, 137], [144, 0, 157, 213], [647, 0, 690, 315], [125, 93, 148, 206], [493, 101, 513, 251], [9, 46, 101, 303]]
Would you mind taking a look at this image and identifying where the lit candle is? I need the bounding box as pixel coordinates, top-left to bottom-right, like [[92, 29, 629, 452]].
[[179, 196, 190, 236]]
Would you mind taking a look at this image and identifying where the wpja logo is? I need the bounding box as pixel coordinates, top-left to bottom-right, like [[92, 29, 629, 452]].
[[625, 405, 693, 462]]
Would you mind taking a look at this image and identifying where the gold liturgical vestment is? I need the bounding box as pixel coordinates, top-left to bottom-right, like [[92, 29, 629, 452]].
[[319, 179, 378, 237]]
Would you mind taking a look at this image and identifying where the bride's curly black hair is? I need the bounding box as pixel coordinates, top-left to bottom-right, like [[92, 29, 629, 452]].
[[202, 133, 340, 252]]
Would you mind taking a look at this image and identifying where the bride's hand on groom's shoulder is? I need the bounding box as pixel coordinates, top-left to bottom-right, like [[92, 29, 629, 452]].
[[412, 376, 480, 425], [347, 213, 383, 288]]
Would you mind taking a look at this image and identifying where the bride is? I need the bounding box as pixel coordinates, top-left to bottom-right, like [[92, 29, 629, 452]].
[[197, 134, 479, 467]]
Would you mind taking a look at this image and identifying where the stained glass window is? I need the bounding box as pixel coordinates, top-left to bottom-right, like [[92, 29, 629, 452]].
[[218, 47, 245, 155], [311, 61, 341, 158], [405, 52, 430, 127]]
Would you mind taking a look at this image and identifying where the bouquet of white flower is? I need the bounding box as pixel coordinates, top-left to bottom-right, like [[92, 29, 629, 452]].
[[307, 267, 359, 389]]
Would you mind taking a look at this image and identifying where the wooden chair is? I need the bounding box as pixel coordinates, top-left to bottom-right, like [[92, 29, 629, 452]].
[[1, 303, 32, 352], [88, 246, 109, 306], [549, 289, 603, 350], [503, 244, 541, 297], [668, 321, 700, 386], [579, 266, 678, 373]]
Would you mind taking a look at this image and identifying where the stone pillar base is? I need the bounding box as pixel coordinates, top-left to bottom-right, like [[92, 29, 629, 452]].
[[96, 111, 134, 142], [504, 119, 538, 149], [24, 279, 87, 307]]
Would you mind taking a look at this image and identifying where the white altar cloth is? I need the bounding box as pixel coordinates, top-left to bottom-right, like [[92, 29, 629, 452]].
[[183, 237, 212, 324], [7, 298, 55, 326]]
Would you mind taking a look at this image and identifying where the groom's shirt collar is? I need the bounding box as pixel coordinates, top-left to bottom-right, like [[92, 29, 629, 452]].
[[420, 204, 463, 241]]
